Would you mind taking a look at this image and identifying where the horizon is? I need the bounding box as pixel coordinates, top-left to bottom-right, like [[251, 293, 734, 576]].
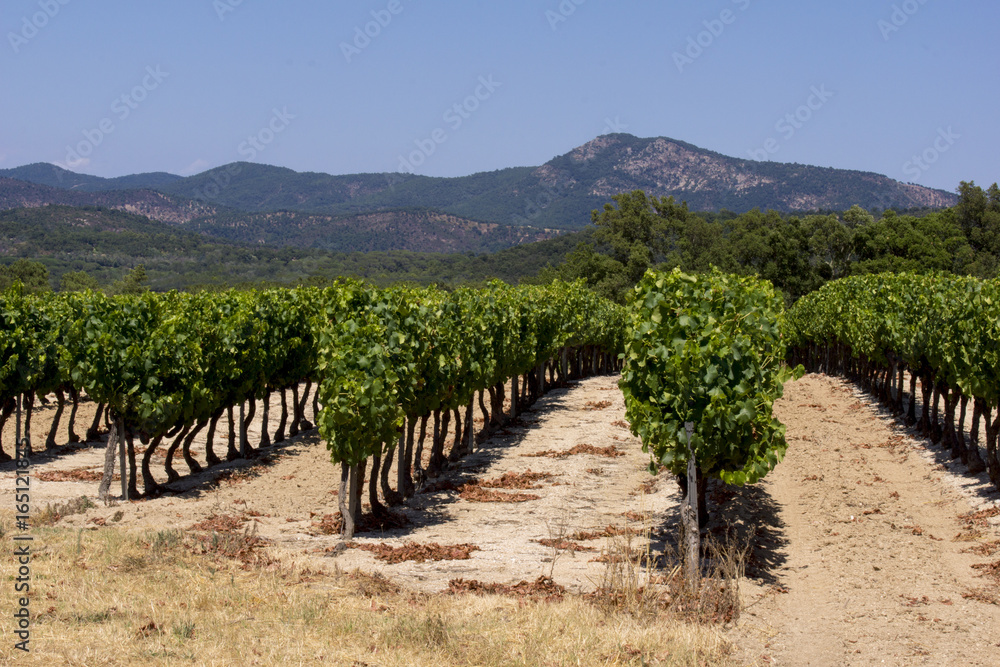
[[3, 1, 997, 192], [0, 132, 969, 197]]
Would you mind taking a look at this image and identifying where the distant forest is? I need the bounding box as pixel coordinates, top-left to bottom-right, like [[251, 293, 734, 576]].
[[541, 181, 999, 304], [1, 181, 996, 302]]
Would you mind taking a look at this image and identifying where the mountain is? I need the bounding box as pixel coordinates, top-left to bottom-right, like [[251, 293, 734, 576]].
[[2, 134, 959, 233], [0, 163, 183, 192], [536, 134, 957, 214], [157, 135, 960, 226], [158, 163, 540, 220]]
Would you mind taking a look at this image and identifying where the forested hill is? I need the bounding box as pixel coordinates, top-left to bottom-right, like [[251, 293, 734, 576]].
[[2, 134, 956, 231], [0, 177, 556, 254], [0, 162, 181, 191], [0, 205, 586, 290], [182, 207, 559, 254], [0, 177, 220, 223]]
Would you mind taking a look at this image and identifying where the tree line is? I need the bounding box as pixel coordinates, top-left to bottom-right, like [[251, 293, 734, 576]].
[[544, 181, 1000, 303]]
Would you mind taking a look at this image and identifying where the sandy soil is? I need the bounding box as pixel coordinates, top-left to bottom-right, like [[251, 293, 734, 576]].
[[1, 376, 675, 595], [727, 373, 1000, 666], [318, 377, 675, 593], [2, 373, 999, 665]]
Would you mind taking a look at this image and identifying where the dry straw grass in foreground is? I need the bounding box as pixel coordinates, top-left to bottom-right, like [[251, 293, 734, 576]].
[[0, 511, 738, 666], [582, 512, 748, 627]]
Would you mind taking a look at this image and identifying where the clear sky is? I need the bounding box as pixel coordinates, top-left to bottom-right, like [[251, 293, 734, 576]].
[[2, 0, 996, 193]]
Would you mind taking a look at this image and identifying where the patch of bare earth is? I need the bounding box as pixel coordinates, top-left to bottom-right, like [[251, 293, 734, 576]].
[[6, 377, 674, 600], [728, 373, 1000, 666], [323, 376, 675, 594], [10, 371, 1000, 664]]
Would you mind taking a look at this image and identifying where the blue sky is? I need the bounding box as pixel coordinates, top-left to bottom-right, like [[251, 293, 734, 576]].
[[2, 0, 996, 193]]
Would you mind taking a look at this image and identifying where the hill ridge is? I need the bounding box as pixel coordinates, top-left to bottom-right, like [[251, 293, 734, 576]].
[[1, 134, 957, 230]]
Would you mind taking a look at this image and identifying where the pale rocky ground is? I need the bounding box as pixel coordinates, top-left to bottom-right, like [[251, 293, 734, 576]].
[[728, 374, 1000, 666], [2, 373, 999, 666]]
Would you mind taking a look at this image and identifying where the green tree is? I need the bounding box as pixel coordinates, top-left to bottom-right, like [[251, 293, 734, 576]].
[[954, 181, 1000, 276], [806, 214, 854, 280], [554, 190, 694, 303], [852, 210, 972, 275], [59, 270, 100, 293], [0, 259, 51, 293], [111, 265, 150, 295], [956, 181, 990, 234], [842, 204, 875, 228], [724, 210, 819, 300]]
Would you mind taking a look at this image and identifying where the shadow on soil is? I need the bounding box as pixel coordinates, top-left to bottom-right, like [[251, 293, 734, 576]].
[[89, 383, 585, 539], [841, 375, 1000, 505], [0, 435, 108, 472], [616, 475, 789, 585], [355, 387, 579, 539], [706, 481, 789, 584]]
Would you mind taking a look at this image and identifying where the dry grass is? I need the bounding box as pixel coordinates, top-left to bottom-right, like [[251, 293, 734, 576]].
[[583, 510, 747, 627], [32, 496, 98, 527], [186, 521, 276, 569], [0, 512, 738, 666], [447, 575, 566, 602]]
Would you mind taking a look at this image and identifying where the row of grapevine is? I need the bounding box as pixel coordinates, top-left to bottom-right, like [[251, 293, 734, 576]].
[[0, 285, 328, 498], [0, 280, 625, 518], [314, 280, 626, 537], [619, 269, 800, 521], [786, 273, 1000, 490]]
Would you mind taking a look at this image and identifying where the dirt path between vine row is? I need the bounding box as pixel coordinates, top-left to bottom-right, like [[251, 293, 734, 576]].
[[1, 376, 680, 596], [2, 373, 999, 665], [727, 373, 1000, 666]]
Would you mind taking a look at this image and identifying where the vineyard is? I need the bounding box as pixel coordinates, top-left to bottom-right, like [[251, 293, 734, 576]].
[[3, 271, 1000, 665], [0, 280, 625, 514], [6, 269, 1000, 522], [787, 272, 1000, 492], [1, 270, 804, 523]]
